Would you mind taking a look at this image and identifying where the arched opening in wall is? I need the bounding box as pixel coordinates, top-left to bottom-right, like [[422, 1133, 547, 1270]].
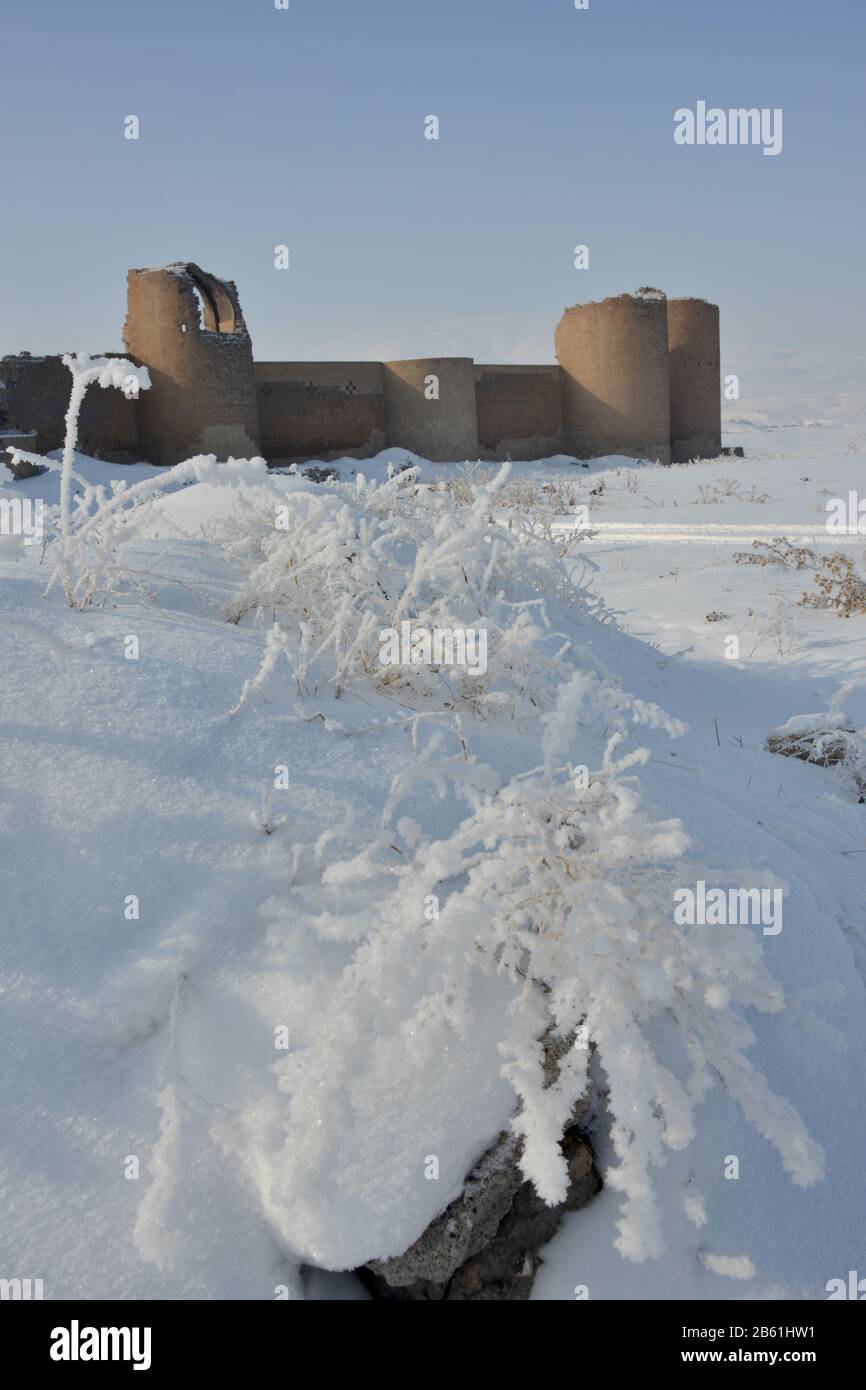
[[187, 268, 237, 334]]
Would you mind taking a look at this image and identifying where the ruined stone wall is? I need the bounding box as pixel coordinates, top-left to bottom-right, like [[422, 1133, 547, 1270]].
[[667, 298, 721, 462], [4, 267, 721, 470], [256, 360, 560, 466], [0, 353, 139, 459], [474, 365, 564, 460], [123, 263, 261, 466], [383, 358, 479, 462], [255, 362, 386, 463], [555, 291, 672, 465]]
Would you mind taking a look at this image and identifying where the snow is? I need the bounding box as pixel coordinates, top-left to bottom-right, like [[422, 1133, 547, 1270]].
[[769, 713, 852, 737], [2, 397, 866, 1301]]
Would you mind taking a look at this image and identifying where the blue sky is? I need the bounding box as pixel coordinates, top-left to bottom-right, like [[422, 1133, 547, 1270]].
[[2, 0, 863, 409]]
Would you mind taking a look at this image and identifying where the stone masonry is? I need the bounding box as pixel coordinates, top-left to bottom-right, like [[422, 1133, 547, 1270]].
[[2, 267, 722, 470]]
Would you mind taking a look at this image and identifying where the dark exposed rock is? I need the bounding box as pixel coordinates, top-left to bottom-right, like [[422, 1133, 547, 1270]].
[[365, 1132, 525, 1290], [358, 1029, 599, 1300], [360, 1126, 599, 1301]]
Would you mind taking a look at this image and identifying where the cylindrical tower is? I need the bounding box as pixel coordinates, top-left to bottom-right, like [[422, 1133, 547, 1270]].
[[667, 298, 721, 462], [123, 262, 261, 466], [383, 358, 479, 461], [555, 290, 671, 465]]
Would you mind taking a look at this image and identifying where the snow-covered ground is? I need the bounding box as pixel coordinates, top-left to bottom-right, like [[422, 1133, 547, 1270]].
[[2, 401, 865, 1301]]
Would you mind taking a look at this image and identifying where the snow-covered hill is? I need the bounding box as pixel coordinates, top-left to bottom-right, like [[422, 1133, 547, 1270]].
[[2, 404, 865, 1301]]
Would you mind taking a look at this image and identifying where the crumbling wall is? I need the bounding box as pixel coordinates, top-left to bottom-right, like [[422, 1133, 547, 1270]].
[[255, 362, 386, 463], [0, 354, 139, 460], [6, 265, 721, 470], [474, 365, 564, 460], [256, 360, 561, 467], [383, 358, 479, 462], [123, 263, 261, 466], [555, 290, 672, 465], [667, 298, 721, 462]]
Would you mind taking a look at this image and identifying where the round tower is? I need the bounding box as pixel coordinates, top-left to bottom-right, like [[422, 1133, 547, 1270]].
[[123, 262, 261, 466], [383, 358, 479, 461], [667, 298, 721, 462], [555, 290, 671, 465]]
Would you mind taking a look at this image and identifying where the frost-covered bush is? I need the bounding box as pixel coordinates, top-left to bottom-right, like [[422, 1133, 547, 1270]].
[[218, 462, 595, 718], [223, 469, 824, 1263], [446, 462, 584, 530], [767, 711, 866, 800], [11, 353, 270, 609], [800, 552, 866, 617], [28, 364, 823, 1266], [8, 354, 152, 605], [734, 539, 866, 616], [260, 668, 823, 1263], [734, 537, 815, 569]]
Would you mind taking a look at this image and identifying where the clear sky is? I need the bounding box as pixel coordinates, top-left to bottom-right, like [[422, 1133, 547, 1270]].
[[2, 0, 863, 413]]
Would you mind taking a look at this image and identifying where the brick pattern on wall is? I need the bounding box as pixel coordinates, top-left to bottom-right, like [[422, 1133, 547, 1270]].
[[3, 272, 721, 469], [1, 354, 139, 459], [667, 299, 722, 463], [556, 293, 672, 466], [474, 365, 564, 459], [255, 362, 386, 462]]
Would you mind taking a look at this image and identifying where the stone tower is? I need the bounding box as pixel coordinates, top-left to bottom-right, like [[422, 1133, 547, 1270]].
[[667, 298, 721, 463], [123, 262, 261, 466], [383, 358, 479, 461], [555, 289, 672, 465]]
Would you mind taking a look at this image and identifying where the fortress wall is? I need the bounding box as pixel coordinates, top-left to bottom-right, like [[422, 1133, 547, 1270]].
[[474, 365, 563, 459], [6, 268, 721, 470], [0, 354, 139, 459], [383, 358, 479, 461], [123, 264, 261, 466], [254, 361, 386, 463], [667, 298, 721, 462], [555, 292, 671, 465]]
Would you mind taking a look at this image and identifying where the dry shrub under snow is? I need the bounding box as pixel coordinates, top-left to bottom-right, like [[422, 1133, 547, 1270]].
[[27, 362, 824, 1265]]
